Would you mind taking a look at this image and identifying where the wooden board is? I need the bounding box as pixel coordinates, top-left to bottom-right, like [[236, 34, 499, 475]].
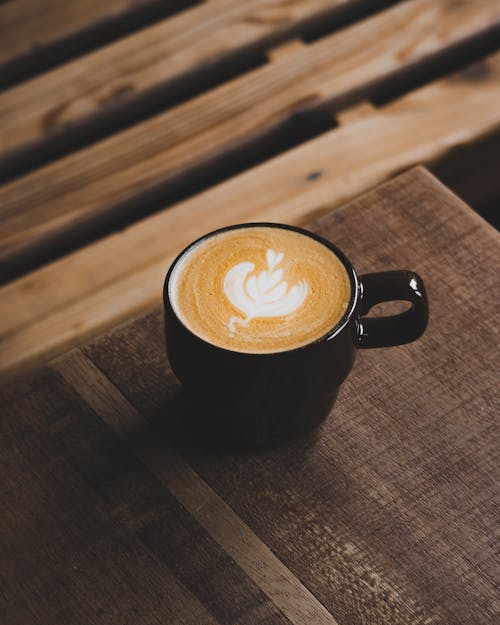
[[0, 0, 347, 165], [1, 55, 500, 377], [2, 169, 498, 625], [1, 0, 499, 268], [0, 368, 295, 625], [0, 0, 197, 86]]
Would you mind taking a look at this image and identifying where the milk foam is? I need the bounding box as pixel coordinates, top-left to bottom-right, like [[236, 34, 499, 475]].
[[224, 249, 308, 335], [169, 226, 351, 353]]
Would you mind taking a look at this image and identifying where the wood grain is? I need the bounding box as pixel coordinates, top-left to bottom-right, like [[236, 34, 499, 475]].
[[1, 56, 500, 376], [81, 168, 500, 625], [52, 349, 339, 625], [2, 168, 498, 624], [0, 0, 348, 167], [0, 0, 196, 85], [0, 367, 291, 625], [1, 0, 498, 267]]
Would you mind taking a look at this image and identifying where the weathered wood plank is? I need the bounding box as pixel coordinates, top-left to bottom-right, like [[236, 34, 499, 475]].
[[267, 38, 307, 62], [0, 367, 291, 625], [1, 0, 498, 271], [65, 168, 500, 624], [0, 0, 352, 168], [1, 55, 499, 377], [82, 169, 500, 625], [51, 349, 339, 625], [0, 0, 198, 86]]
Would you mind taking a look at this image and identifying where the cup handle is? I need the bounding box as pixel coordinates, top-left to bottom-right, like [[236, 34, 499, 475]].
[[357, 270, 428, 348]]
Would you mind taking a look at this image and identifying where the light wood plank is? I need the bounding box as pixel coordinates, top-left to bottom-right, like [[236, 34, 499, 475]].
[[1, 53, 499, 377], [0, 0, 183, 80], [267, 38, 307, 62], [1, 0, 498, 272], [0, 0, 344, 161], [337, 102, 377, 125]]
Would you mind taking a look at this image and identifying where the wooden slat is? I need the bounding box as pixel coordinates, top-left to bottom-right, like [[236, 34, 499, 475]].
[[1, 0, 498, 274], [0, 0, 196, 85], [337, 102, 377, 125], [267, 38, 307, 62], [1, 53, 499, 377], [0, 0, 350, 167]]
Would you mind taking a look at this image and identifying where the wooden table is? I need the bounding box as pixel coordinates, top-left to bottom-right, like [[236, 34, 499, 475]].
[[1, 0, 500, 377], [2, 169, 499, 625]]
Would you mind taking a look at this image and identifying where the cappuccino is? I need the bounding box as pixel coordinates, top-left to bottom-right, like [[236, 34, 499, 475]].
[[169, 226, 351, 353]]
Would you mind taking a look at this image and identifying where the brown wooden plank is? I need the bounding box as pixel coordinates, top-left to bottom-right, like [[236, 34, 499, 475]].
[[0, 0, 353, 168], [51, 349, 340, 625], [336, 102, 377, 125], [1, 54, 500, 377], [0, 365, 294, 624], [1, 0, 498, 268], [60, 168, 500, 624], [267, 38, 308, 62], [0, 0, 197, 86]]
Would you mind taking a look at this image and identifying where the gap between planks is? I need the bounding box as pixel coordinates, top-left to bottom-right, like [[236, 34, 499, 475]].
[[52, 349, 340, 625]]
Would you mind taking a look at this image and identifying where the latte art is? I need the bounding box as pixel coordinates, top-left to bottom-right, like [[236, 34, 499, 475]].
[[168, 226, 352, 353], [224, 249, 308, 335]]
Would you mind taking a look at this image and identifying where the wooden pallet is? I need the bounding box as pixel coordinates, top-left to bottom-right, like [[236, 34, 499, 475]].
[[1, 0, 499, 377]]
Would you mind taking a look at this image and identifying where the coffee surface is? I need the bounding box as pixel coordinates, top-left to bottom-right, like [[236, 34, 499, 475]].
[[169, 226, 351, 353]]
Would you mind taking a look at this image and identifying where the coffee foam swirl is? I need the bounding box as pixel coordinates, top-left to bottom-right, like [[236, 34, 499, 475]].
[[224, 249, 308, 335], [169, 227, 351, 353]]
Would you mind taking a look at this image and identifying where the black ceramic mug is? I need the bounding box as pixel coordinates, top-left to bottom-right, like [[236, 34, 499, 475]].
[[163, 223, 428, 447]]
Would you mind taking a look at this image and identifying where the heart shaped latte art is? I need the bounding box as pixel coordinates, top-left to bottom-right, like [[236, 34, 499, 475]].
[[223, 249, 308, 335]]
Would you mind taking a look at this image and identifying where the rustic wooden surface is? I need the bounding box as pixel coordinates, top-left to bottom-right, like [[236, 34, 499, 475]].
[[1, 0, 498, 267], [2, 169, 498, 625], [0, 0, 342, 165], [0, 0, 195, 86], [2, 54, 500, 377]]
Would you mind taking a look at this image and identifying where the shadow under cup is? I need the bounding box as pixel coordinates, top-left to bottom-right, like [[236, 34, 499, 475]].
[[163, 223, 428, 448]]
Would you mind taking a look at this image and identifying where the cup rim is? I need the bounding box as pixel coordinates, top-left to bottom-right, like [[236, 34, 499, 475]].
[[163, 222, 359, 357]]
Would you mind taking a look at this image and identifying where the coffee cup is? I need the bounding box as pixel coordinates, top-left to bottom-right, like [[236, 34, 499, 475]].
[[163, 223, 428, 446]]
